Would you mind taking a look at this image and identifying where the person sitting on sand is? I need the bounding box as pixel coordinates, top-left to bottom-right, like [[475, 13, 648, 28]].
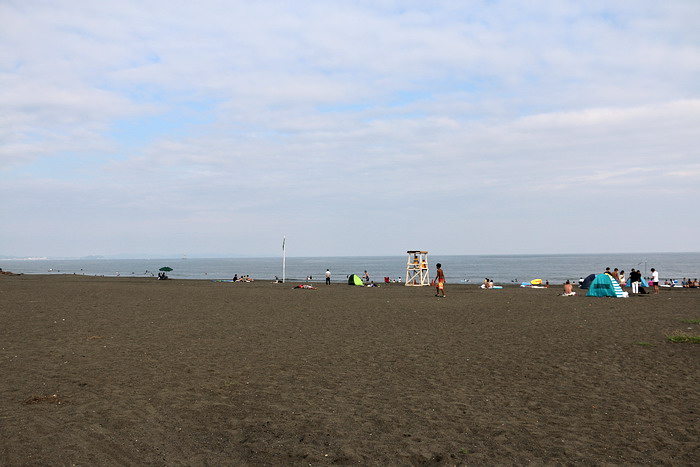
[[562, 280, 576, 296]]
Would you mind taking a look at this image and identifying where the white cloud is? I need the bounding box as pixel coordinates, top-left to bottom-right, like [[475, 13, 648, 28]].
[[1, 0, 699, 256]]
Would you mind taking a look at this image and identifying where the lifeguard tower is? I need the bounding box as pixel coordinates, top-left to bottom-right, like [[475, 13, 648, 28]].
[[405, 250, 429, 286]]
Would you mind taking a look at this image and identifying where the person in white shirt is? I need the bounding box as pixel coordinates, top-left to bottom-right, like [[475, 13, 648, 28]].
[[650, 268, 660, 294], [325, 269, 331, 285]]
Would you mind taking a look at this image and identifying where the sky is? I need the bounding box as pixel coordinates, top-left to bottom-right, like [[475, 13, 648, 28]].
[[1, 0, 699, 258]]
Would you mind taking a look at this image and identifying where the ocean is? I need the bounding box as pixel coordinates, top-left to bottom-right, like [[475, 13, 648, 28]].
[[2, 253, 699, 285]]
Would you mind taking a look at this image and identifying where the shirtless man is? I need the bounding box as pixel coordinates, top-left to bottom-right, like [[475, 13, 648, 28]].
[[563, 280, 574, 295], [435, 263, 446, 297]]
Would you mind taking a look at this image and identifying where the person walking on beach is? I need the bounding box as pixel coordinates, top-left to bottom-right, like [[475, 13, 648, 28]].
[[434, 263, 446, 297], [325, 269, 331, 285], [650, 268, 660, 294]]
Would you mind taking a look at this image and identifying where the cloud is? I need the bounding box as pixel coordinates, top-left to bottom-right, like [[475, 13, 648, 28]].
[[1, 0, 699, 256]]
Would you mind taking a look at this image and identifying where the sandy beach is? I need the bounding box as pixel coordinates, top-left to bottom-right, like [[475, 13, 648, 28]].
[[1, 274, 698, 465]]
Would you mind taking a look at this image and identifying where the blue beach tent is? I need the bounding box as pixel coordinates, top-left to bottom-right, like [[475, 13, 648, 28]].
[[586, 274, 628, 298], [580, 274, 596, 290]]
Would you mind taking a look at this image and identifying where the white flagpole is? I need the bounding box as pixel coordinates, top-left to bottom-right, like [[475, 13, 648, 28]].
[[282, 236, 286, 283]]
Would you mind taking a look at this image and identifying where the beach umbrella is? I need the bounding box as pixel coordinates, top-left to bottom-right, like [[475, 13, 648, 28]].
[[159, 267, 173, 272]]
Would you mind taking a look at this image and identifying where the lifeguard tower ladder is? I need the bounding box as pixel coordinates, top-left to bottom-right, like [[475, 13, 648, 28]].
[[405, 250, 429, 286]]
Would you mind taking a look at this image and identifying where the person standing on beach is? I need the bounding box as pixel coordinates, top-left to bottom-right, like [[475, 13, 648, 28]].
[[325, 269, 331, 285], [650, 268, 660, 294], [435, 263, 446, 297], [363, 270, 370, 284], [630, 269, 640, 294]]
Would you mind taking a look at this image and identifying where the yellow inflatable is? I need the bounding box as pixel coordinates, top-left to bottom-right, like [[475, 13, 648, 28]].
[[530, 279, 542, 285]]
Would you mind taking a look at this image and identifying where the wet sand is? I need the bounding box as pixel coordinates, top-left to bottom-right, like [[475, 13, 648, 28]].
[[1, 274, 698, 465]]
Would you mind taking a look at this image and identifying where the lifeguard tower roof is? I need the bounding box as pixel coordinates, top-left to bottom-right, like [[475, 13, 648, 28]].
[[407, 250, 428, 254]]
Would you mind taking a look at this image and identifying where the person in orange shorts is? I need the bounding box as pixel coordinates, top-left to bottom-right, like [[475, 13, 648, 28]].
[[435, 263, 446, 297]]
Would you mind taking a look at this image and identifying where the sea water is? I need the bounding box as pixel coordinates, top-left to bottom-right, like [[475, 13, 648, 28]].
[[2, 253, 699, 285]]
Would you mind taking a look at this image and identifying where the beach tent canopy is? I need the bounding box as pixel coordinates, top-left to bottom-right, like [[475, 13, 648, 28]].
[[586, 274, 628, 298], [348, 274, 364, 286], [580, 274, 596, 289]]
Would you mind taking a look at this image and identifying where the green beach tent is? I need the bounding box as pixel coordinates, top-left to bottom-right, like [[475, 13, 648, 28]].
[[348, 274, 364, 286], [586, 274, 628, 298]]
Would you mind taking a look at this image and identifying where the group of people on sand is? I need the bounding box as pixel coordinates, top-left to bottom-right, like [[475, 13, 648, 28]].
[[603, 267, 627, 285], [603, 266, 660, 294], [562, 265, 671, 296], [233, 274, 254, 282], [663, 278, 699, 288], [628, 268, 652, 294], [225, 262, 690, 300]]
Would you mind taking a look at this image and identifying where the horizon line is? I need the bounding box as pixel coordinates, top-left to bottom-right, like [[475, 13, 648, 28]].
[[3, 251, 700, 261]]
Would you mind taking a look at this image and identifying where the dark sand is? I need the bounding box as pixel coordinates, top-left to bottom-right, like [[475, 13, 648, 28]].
[[1, 274, 698, 465]]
